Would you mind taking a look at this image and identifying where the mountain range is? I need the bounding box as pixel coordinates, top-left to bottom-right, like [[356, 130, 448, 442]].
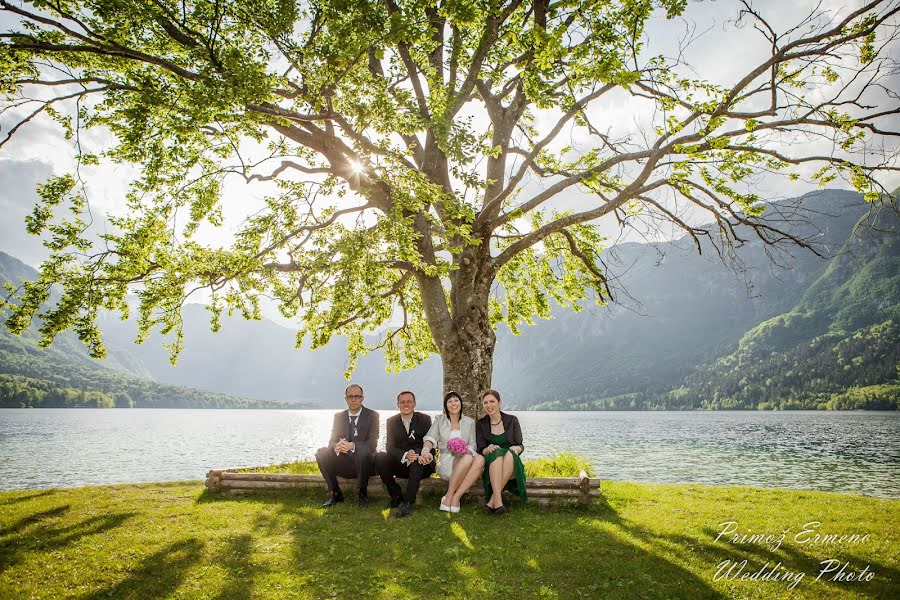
[[1, 188, 897, 410]]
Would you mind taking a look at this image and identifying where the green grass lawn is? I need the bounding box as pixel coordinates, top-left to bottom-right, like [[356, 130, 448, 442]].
[[0, 471, 897, 599]]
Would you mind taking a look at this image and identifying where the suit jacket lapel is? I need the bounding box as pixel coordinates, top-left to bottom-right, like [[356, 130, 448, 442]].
[[340, 410, 350, 439], [412, 412, 428, 441], [357, 407, 369, 438], [354, 408, 363, 436], [391, 414, 403, 444]]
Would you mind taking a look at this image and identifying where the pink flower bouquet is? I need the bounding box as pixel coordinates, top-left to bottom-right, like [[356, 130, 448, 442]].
[[447, 437, 469, 455]]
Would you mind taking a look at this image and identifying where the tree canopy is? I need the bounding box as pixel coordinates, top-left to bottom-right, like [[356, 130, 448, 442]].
[[1, 0, 898, 412]]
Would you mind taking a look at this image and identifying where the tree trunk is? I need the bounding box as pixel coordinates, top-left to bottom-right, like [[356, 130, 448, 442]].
[[441, 255, 496, 418], [441, 314, 495, 419], [418, 234, 496, 419]]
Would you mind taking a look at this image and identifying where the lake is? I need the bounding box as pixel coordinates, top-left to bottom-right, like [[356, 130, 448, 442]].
[[1, 409, 898, 497]]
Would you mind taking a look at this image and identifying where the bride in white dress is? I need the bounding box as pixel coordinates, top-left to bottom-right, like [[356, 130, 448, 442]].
[[421, 391, 485, 513]]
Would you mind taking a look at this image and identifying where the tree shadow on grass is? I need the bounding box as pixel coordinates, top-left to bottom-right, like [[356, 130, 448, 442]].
[[79, 538, 204, 600], [201, 488, 726, 599], [195, 488, 225, 504], [1, 507, 134, 574], [502, 500, 726, 599], [195, 488, 302, 505], [206, 487, 889, 597], [196, 487, 327, 511], [211, 534, 257, 600], [1, 504, 70, 537], [195, 490, 323, 598], [684, 523, 898, 597], [828, 550, 900, 598], [0, 490, 56, 506], [587, 497, 896, 598]]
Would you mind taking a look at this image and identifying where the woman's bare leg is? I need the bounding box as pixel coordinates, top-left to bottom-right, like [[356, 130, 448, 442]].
[[449, 454, 484, 506], [488, 455, 506, 508], [502, 452, 515, 483], [445, 454, 472, 506]]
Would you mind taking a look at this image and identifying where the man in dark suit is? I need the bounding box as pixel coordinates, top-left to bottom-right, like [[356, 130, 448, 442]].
[[315, 383, 380, 508], [374, 390, 434, 517]]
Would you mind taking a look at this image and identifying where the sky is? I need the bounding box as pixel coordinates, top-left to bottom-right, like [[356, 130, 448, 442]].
[[1, 0, 897, 286]]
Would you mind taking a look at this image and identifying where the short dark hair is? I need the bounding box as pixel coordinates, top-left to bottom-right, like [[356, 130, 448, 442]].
[[396, 390, 416, 403], [344, 383, 364, 397], [480, 389, 501, 403], [443, 390, 462, 418]]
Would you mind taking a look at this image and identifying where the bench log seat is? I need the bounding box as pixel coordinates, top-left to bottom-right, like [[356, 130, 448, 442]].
[[205, 469, 601, 505]]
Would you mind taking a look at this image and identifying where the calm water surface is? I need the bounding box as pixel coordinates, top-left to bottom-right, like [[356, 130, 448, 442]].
[[1, 409, 898, 497]]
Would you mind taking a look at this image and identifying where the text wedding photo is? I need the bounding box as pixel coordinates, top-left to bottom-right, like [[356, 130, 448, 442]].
[[0, 0, 897, 599]]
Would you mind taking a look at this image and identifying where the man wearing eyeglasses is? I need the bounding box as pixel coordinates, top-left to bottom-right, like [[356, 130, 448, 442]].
[[315, 383, 380, 508]]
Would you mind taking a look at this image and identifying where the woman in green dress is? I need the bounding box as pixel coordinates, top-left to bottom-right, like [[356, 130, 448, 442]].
[[475, 389, 526, 514]]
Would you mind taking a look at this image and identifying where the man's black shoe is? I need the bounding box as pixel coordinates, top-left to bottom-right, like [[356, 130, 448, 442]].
[[322, 493, 344, 508], [398, 501, 413, 518], [358, 494, 370, 508], [388, 496, 402, 509]]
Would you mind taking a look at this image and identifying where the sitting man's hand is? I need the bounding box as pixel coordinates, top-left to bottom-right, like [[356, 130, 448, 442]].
[[418, 450, 433, 465], [335, 438, 350, 454], [405, 450, 419, 463]]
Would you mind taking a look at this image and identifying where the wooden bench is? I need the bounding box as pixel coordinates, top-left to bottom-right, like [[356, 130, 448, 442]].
[[205, 469, 601, 505]]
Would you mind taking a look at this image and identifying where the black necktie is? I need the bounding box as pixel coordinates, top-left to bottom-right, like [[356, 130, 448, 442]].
[[350, 415, 358, 441]]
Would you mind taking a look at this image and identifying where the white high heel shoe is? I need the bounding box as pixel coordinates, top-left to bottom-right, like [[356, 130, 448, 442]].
[[439, 496, 450, 512], [450, 504, 460, 514]]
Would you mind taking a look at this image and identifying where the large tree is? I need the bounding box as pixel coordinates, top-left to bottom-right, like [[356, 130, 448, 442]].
[[1, 0, 897, 414]]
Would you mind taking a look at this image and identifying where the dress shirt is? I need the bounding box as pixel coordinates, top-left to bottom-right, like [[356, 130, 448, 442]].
[[339, 409, 363, 455], [400, 416, 412, 464]]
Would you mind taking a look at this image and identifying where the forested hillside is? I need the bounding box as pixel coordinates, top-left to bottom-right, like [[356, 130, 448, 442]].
[[530, 201, 899, 410], [0, 350, 294, 408], [668, 206, 900, 410], [0, 256, 295, 409]]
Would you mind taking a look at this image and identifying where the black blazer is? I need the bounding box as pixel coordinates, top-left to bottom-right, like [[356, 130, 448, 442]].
[[385, 412, 432, 461], [328, 406, 380, 454], [476, 411, 524, 454]]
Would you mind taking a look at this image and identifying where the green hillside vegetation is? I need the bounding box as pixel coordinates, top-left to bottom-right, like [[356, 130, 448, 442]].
[[674, 321, 899, 410], [532, 205, 900, 411], [0, 349, 295, 409], [0, 318, 296, 409], [0, 367, 292, 409], [0, 373, 121, 408], [673, 209, 900, 411], [1, 256, 298, 409]]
